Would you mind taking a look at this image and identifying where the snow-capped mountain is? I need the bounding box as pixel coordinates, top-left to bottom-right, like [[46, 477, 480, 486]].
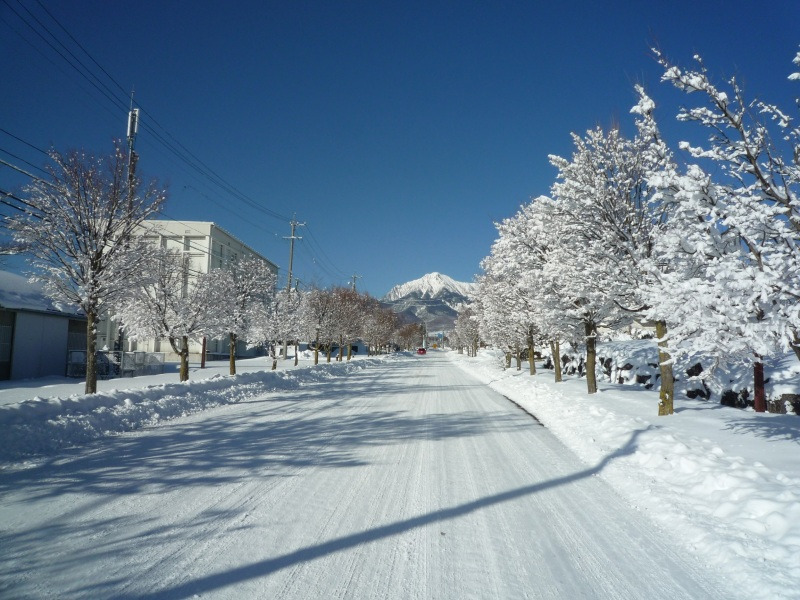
[[382, 272, 475, 331], [383, 272, 475, 303]]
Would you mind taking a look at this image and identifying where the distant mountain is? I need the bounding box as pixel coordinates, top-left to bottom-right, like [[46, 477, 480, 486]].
[[384, 272, 475, 302], [382, 272, 475, 332]]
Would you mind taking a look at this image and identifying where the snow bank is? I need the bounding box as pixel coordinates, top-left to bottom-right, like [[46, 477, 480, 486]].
[[545, 339, 800, 411], [450, 348, 800, 600], [0, 357, 389, 464]]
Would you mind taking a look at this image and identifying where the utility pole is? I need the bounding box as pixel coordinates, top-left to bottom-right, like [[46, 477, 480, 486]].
[[126, 92, 140, 207], [350, 273, 362, 291], [117, 95, 139, 357], [283, 216, 304, 359]]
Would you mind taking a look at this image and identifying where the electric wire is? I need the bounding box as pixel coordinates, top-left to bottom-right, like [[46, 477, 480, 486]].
[[0, 146, 49, 177], [5, 0, 129, 115], [0, 187, 30, 212], [303, 223, 349, 278], [0, 127, 49, 156], [0, 1, 349, 288], [26, 0, 292, 223], [3, 0, 290, 224]]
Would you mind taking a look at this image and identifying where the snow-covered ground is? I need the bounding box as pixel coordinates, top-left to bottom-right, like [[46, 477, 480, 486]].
[[450, 348, 800, 600], [0, 352, 362, 462], [0, 348, 798, 598]]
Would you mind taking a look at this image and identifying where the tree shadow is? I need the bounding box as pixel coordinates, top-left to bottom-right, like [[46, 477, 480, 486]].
[[720, 415, 800, 445], [0, 365, 527, 502], [117, 428, 647, 600], [0, 355, 652, 600], [0, 358, 431, 464]]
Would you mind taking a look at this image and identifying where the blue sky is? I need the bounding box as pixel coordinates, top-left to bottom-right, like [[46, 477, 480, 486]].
[[2, 0, 798, 297]]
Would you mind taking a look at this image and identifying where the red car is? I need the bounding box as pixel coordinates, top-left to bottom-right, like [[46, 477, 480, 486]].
[[417, 348, 427, 355]]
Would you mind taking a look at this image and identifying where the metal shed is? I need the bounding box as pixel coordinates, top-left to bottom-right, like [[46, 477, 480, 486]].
[[0, 271, 85, 380]]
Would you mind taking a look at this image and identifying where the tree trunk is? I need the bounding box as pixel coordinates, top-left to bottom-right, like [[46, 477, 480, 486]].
[[655, 320, 674, 416], [338, 335, 344, 362], [791, 330, 800, 362], [585, 321, 597, 394], [528, 326, 536, 375], [505, 352, 511, 369], [515, 345, 521, 370], [347, 342, 353, 361], [314, 332, 320, 365], [179, 335, 189, 382], [551, 340, 562, 383], [229, 332, 237, 375], [326, 344, 332, 363], [271, 343, 277, 370], [754, 359, 766, 412], [85, 310, 98, 394], [294, 338, 299, 366]]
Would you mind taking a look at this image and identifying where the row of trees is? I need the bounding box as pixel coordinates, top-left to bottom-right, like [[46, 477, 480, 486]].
[[94, 244, 412, 386], [5, 142, 418, 394], [458, 48, 800, 415], [116, 268, 409, 383]]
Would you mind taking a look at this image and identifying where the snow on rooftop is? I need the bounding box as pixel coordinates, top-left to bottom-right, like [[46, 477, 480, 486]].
[[0, 270, 82, 317]]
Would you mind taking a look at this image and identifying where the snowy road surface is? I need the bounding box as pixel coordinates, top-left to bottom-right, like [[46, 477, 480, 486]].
[[1, 354, 734, 599]]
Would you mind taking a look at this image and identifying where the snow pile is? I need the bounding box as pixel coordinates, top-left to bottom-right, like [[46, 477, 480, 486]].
[[449, 348, 800, 600], [0, 357, 389, 464]]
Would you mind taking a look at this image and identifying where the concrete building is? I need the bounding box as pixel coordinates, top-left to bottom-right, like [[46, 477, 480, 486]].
[[99, 220, 279, 362], [0, 270, 86, 381]]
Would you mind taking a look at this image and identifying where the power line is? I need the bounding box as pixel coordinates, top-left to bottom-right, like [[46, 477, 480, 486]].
[[25, 0, 288, 222], [303, 223, 348, 278], [0, 2, 348, 288], [0, 127, 49, 156], [5, 0, 128, 114], [0, 157, 52, 187], [0, 187, 32, 212], [33, 0, 129, 99], [0, 146, 49, 177], [3, 0, 291, 226]]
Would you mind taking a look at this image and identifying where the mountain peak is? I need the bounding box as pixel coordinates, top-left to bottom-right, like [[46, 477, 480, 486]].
[[383, 272, 475, 302]]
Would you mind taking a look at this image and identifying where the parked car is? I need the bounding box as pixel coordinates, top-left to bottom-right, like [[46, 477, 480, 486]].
[[417, 348, 427, 355]]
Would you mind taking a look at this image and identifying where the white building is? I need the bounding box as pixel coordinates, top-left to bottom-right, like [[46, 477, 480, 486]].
[[99, 220, 279, 362]]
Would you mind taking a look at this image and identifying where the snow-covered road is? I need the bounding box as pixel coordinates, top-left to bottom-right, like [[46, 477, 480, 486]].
[[1, 354, 733, 599]]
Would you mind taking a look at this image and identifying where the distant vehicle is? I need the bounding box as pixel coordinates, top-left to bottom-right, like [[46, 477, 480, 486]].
[[417, 348, 427, 355]]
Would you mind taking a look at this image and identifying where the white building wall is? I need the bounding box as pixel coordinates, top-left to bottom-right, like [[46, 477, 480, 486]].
[[114, 220, 279, 362]]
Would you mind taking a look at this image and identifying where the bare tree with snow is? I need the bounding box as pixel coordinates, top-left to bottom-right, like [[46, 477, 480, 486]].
[[206, 255, 276, 375], [454, 304, 480, 357], [305, 286, 337, 364], [7, 143, 165, 393], [115, 247, 216, 382]]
